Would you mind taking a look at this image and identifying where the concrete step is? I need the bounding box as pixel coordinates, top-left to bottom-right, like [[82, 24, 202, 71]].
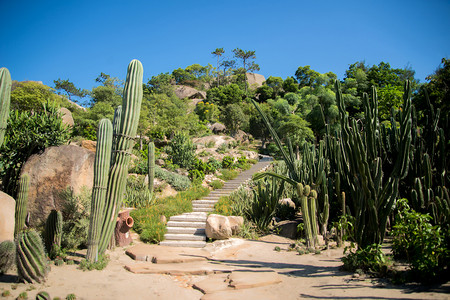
[[170, 214, 207, 222], [192, 200, 217, 204], [166, 227, 205, 234], [192, 207, 214, 212], [192, 203, 215, 208], [166, 221, 206, 228], [164, 233, 206, 241], [159, 240, 207, 248]]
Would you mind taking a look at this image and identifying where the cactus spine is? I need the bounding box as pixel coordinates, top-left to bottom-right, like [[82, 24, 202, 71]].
[[44, 210, 63, 254], [86, 119, 113, 262], [16, 230, 49, 283], [14, 173, 30, 236], [148, 141, 155, 204], [97, 60, 143, 255], [0, 67, 11, 148], [0, 240, 15, 274]]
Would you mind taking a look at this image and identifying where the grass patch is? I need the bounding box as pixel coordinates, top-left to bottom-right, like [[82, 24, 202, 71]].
[[131, 186, 210, 243], [218, 169, 239, 181], [209, 180, 224, 190]]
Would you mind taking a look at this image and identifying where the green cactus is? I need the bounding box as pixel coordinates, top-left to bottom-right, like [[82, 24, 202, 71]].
[[14, 173, 30, 236], [0, 240, 15, 274], [36, 291, 50, 300], [97, 59, 143, 255], [0, 67, 11, 148], [86, 119, 113, 262], [16, 230, 49, 283], [44, 210, 63, 255], [148, 141, 155, 204]]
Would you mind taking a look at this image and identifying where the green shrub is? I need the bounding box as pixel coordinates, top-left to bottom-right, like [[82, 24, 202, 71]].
[[60, 187, 91, 250], [213, 196, 233, 216], [207, 157, 221, 171], [79, 254, 109, 271], [205, 140, 216, 148], [0, 103, 71, 196], [216, 143, 229, 154], [124, 175, 154, 208], [65, 294, 76, 300], [209, 180, 224, 190], [154, 165, 191, 191], [341, 244, 391, 277], [213, 185, 253, 217], [188, 169, 205, 186], [218, 169, 239, 181], [222, 156, 234, 169], [166, 132, 196, 169], [17, 292, 28, 300], [391, 199, 450, 282]]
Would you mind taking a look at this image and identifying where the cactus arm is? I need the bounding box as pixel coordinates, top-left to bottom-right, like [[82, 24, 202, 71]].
[[14, 173, 30, 236], [0, 67, 11, 148]]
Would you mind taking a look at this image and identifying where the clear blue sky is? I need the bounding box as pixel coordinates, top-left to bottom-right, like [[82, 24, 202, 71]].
[[1, 0, 449, 92]]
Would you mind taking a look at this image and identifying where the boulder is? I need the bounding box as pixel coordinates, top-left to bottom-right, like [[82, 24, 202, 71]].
[[279, 198, 295, 209], [0, 192, 15, 243], [246, 73, 266, 89], [59, 107, 74, 127], [174, 85, 206, 100], [206, 214, 232, 240], [80, 140, 97, 152], [206, 214, 243, 240], [275, 220, 300, 239], [21, 145, 95, 226], [209, 123, 226, 134]]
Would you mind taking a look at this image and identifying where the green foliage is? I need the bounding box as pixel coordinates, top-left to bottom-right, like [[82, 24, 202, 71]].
[[44, 210, 63, 258], [341, 244, 391, 277], [214, 185, 253, 217], [392, 199, 449, 281], [124, 175, 155, 208], [213, 196, 233, 216], [0, 67, 11, 148], [195, 101, 218, 123], [209, 180, 224, 190], [60, 187, 91, 250], [35, 291, 50, 300], [166, 132, 196, 169], [206, 84, 244, 106], [0, 240, 15, 274], [221, 156, 235, 169], [65, 294, 76, 300], [218, 169, 239, 181], [0, 102, 71, 196], [10, 81, 69, 112], [17, 292, 28, 300], [16, 230, 49, 283], [248, 177, 284, 231], [221, 103, 248, 133], [154, 165, 191, 191], [131, 186, 209, 243], [1, 290, 10, 297], [79, 254, 109, 271], [53, 78, 88, 105]]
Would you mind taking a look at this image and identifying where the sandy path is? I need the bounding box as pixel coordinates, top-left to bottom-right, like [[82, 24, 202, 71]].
[[1, 235, 449, 299]]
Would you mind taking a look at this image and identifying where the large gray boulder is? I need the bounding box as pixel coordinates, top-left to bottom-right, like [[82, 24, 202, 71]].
[[0, 192, 15, 243], [174, 85, 207, 100], [21, 145, 95, 226], [206, 214, 243, 240], [59, 107, 74, 127]]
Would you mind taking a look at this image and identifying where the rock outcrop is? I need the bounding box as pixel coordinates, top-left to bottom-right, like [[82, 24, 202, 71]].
[[21, 145, 95, 226], [0, 192, 15, 243], [174, 85, 207, 100], [246, 73, 266, 89], [206, 214, 243, 240], [59, 107, 74, 127]]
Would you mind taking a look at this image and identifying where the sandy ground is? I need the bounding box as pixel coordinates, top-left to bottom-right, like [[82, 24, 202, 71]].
[[1, 235, 449, 300]]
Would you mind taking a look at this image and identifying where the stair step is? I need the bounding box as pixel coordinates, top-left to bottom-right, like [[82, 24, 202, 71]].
[[192, 200, 217, 204], [192, 203, 215, 208], [159, 240, 207, 248], [170, 214, 207, 222], [166, 227, 205, 234], [164, 234, 206, 241], [166, 221, 206, 228], [193, 207, 214, 212]]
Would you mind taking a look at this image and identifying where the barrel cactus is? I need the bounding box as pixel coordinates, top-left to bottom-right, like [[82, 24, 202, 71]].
[[44, 210, 63, 256], [16, 230, 49, 283], [0, 240, 15, 274], [36, 291, 51, 300]]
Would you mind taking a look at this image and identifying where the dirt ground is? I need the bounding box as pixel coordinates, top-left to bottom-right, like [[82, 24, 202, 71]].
[[1, 235, 449, 300]]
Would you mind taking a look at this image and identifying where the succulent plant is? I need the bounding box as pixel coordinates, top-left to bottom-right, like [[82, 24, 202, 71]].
[[14, 173, 30, 236], [0, 240, 15, 274], [44, 210, 63, 254], [16, 230, 49, 283], [0, 67, 11, 148]]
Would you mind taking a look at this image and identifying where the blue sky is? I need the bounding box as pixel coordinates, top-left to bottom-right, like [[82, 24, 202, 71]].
[[1, 0, 449, 92]]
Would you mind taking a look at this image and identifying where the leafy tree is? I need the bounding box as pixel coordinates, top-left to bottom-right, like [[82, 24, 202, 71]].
[[221, 103, 248, 133], [53, 78, 89, 105], [212, 48, 225, 86], [265, 76, 284, 97], [277, 114, 314, 157], [248, 102, 272, 148], [10, 81, 68, 111], [282, 77, 298, 93], [166, 132, 196, 169], [0, 103, 71, 196], [206, 83, 244, 106], [295, 66, 320, 88], [146, 73, 175, 96], [232, 48, 260, 93], [221, 60, 236, 84], [172, 68, 193, 85], [255, 85, 274, 102]]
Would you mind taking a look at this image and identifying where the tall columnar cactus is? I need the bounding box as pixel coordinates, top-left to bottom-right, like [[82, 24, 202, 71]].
[[14, 173, 30, 236], [16, 230, 49, 283], [0, 240, 15, 274], [148, 141, 155, 204], [0, 67, 11, 148], [333, 80, 412, 248], [86, 119, 113, 262], [44, 210, 63, 254], [97, 60, 143, 255]]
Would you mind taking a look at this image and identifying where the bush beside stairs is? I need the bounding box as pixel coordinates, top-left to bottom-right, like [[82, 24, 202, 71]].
[[159, 158, 272, 248]]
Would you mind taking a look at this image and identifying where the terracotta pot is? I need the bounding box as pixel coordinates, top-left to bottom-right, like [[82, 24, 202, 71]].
[[114, 209, 134, 247]]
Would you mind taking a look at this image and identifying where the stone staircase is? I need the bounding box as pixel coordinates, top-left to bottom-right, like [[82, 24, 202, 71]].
[[159, 158, 272, 248]]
